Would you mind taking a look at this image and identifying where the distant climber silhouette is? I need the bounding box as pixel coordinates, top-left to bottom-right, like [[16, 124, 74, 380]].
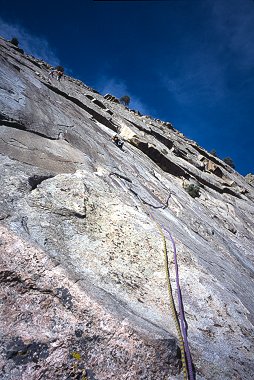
[[56, 70, 64, 82], [112, 135, 124, 149]]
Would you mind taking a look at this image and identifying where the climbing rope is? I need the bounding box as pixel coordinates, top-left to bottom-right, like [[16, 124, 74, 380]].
[[109, 172, 194, 379], [146, 207, 194, 380], [154, 219, 188, 380], [164, 226, 194, 380]]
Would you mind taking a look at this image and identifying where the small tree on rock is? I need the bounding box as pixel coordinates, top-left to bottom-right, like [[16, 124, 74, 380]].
[[184, 184, 200, 198], [120, 95, 130, 107], [210, 149, 217, 157], [223, 157, 235, 169], [55, 65, 64, 73], [10, 37, 19, 46]]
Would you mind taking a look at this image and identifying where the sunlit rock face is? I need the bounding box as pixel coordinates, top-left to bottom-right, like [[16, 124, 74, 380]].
[[245, 173, 254, 187], [0, 37, 254, 380]]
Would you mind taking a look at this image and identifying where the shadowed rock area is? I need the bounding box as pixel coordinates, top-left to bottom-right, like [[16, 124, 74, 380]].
[[0, 37, 254, 380]]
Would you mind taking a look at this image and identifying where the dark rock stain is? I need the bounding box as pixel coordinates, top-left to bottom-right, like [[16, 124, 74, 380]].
[[6, 338, 49, 365], [56, 287, 73, 309]]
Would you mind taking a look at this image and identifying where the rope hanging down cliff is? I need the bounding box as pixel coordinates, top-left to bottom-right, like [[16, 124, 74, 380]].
[[152, 215, 194, 380], [154, 219, 188, 380], [109, 172, 194, 380]]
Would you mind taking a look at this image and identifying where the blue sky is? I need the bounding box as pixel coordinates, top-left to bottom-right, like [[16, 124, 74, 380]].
[[0, 0, 254, 175]]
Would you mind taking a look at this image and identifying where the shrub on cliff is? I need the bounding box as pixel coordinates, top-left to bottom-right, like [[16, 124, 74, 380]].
[[10, 37, 19, 46], [223, 157, 235, 169], [210, 149, 217, 157], [185, 184, 200, 198], [120, 95, 130, 107], [55, 65, 64, 73]]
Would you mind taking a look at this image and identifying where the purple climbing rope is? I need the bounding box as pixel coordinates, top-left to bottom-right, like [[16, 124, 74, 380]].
[[109, 172, 194, 379], [148, 208, 194, 380], [163, 225, 194, 380]]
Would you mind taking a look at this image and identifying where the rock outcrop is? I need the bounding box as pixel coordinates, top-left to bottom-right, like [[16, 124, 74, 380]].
[[0, 37, 254, 380], [245, 173, 254, 187]]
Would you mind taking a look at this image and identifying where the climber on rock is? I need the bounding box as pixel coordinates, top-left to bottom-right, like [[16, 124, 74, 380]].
[[56, 70, 64, 81], [48, 68, 57, 78], [112, 134, 124, 149]]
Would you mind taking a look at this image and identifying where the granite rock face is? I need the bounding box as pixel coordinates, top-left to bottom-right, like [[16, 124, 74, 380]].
[[245, 173, 254, 187], [0, 37, 254, 380]]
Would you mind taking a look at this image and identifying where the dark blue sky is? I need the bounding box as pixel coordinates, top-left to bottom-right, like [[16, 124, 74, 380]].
[[1, 0, 254, 175]]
